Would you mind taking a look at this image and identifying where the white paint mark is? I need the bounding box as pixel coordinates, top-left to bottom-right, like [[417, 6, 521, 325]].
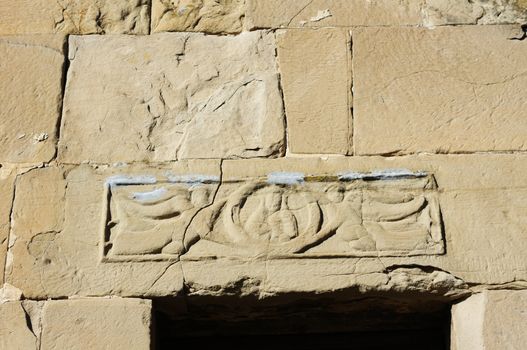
[[132, 187, 168, 202], [105, 175, 157, 186], [267, 172, 305, 185], [166, 174, 220, 184], [310, 9, 332, 22], [338, 169, 427, 181]]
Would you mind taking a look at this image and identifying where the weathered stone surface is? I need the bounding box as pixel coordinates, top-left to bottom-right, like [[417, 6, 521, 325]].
[[152, 0, 245, 34], [0, 0, 150, 35], [0, 169, 15, 284], [106, 170, 443, 260], [247, 0, 527, 28], [246, 0, 424, 28], [8, 161, 218, 297], [0, 302, 37, 350], [41, 298, 152, 350], [0, 35, 65, 163], [451, 290, 527, 349], [277, 29, 351, 154], [59, 32, 284, 163], [353, 25, 527, 155], [423, 0, 527, 26], [6, 155, 527, 299], [451, 293, 485, 350]]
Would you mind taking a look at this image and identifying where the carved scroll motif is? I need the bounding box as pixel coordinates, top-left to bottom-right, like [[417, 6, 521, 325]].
[[101, 171, 444, 262]]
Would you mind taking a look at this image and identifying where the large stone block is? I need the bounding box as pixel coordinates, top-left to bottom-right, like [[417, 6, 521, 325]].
[[0, 35, 65, 163], [152, 0, 245, 34], [40, 298, 152, 350], [0, 0, 150, 35], [451, 290, 527, 349], [246, 0, 424, 28], [353, 25, 527, 155], [423, 0, 527, 26], [59, 32, 284, 163], [7, 162, 221, 297], [5, 155, 527, 299], [0, 302, 37, 350], [246, 0, 527, 28], [277, 29, 351, 154]]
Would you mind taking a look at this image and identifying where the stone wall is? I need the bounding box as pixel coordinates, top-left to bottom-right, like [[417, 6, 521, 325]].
[[1, 1, 526, 349]]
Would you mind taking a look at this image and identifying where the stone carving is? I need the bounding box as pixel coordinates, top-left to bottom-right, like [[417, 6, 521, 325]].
[[102, 171, 444, 261]]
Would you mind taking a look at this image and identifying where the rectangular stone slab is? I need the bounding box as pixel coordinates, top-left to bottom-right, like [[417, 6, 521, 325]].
[[40, 298, 152, 350], [246, 0, 424, 28], [0, 35, 65, 163], [277, 28, 351, 154], [353, 25, 527, 155], [59, 31, 284, 163], [0, 0, 150, 35], [151, 0, 245, 34], [451, 290, 527, 349], [246, 0, 527, 29], [0, 302, 37, 349], [6, 155, 527, 299], [103, 171, 443, 261]]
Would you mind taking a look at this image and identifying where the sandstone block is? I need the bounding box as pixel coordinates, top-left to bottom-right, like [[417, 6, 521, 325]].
[[423, 0, 527, 26], [0, 302, 37, 350], [246, 0, 424, 28], [277, 29, 351, 154], [6, 155, 527, 299], [451, 290, 527, 349], [0, 35, 65, 163], [353, 25, 527, 155], [246, 0, 527, 28], [7, 161, 219, 297], [59, 32, 284, 163], [41, 298, 152, 350], [152, 0, 245, 34], [0, 0, 150, 35]]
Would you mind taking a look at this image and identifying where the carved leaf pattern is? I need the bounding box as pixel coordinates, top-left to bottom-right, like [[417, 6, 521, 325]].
[[102, 174, 444, 261]]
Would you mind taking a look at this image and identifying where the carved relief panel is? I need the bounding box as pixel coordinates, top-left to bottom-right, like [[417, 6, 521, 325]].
[[102, 171, 444, 262]]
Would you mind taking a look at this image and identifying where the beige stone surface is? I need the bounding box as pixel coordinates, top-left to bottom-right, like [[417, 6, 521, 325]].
[[41, 298, 152, 350], [59, 31, 284, 163], [0, 302, 37, 350], [152, 0, 245, 34], [6, 155, 527, 299], [246, 0, 424, 28], [423, 0, 527, 26], [0, 35, 65, 163], [451, 293, 485, 350], [0, 0, 150, 35], [353, 25, 527, 155], [247, 0, 527, 28], [483, 290, 527, 349], [0, 169, 15, 284], [451, 290, 527, 350], [7, 161, 219, 298], [277, 29, 351, 154]]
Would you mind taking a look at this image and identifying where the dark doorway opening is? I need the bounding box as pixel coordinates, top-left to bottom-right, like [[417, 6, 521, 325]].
[[153, 293, 451, 350]]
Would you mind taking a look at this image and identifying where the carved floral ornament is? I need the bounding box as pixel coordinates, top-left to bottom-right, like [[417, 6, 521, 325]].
[[101, 170, 444, 262]]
